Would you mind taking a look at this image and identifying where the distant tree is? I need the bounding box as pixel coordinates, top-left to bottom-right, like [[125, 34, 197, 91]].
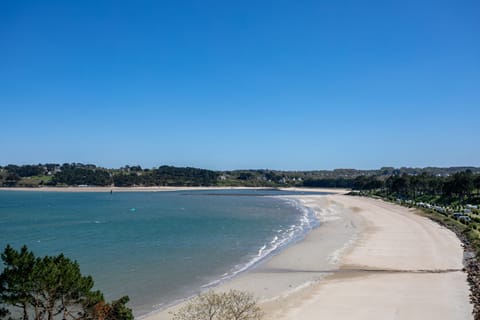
[[171, 290, 263, 320], [387, 174, 410, 197], [237, 172, 254, 181], [352, 175, 383, 190], [52, 167, 111, 186], [0, 245, 35, 320], [3, 173, 21, 187], [474, 175, 480, 197], [92, 296, 133, 320], [0, 245, 133, 320], [264, 171, 281, 182], [113, 173, 139, 187], [18, 166, 45, 177], [444, 171, 474, 199]]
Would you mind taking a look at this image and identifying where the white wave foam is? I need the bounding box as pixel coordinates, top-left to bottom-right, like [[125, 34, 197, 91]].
[[139, 197, 323, 319], [200, 197, 319, 290]]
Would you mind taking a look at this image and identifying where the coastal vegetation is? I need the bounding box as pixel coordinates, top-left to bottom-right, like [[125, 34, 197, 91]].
[[171, 290, 262, 320], [0, 164, 218, 188], [0, 245, 263, 320], [2, 165, 479, 318], [0, 245, 133, 320], [1, 163, 479, 190]]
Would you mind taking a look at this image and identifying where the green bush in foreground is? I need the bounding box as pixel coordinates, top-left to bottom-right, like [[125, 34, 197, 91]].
[[0, 245, 133, 320], [171, 290, 263, 320]]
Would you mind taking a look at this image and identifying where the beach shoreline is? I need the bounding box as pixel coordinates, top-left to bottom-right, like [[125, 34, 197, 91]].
[[3, 187, 470, 318], [141, 193, 364, 319], [143, 193, 473, 320], [0, 186, 349, 194]]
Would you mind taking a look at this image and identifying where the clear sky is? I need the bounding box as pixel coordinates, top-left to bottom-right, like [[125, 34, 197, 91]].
[[1, 0, 479, 170]]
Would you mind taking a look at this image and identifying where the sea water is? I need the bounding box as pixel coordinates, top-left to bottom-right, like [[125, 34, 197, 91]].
[[0, 189, 324, 316]]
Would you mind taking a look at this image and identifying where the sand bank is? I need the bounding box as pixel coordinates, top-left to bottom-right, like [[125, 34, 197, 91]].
[[267, 195, 472, 320], [0, 186, 347, 194], [144, 194, 472, 320]]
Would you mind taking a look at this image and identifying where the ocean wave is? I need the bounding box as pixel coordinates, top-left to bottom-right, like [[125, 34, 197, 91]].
[[200, 197, 319, 289]]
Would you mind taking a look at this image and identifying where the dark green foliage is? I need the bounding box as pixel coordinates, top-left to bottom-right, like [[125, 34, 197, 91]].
[[2, 174, 21, 187], [382, 171, 479, 204], [104, 296, 133, 320], [237, 172, 255, 181], [352, 176, 383, 190], [386, 174, 411, 197], [444, 171, 475, 199], [0, 245, 133, 320], [151, 166, 218, 186], [112, 166, 218, 187], [300, 175, 383, 190], [4, 165, 44, 178], [112, 173, 139, 187], [0, 245, 35, 320], [475, 175, 480, 190], [52, 164, 111, 186], [2, 163, 480, 190], [303, 178, 353, 188]]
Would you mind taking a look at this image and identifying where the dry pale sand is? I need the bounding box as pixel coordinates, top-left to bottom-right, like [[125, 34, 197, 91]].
[[267, 195, 472, 320], [5, 187, 466, 318], [143, 194, 472, 320]]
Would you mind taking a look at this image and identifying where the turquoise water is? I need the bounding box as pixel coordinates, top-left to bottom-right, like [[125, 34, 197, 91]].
[[0, 189, 322, 316]]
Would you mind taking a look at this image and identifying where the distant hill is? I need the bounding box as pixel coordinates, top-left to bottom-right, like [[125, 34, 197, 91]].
[[0, 163, 479, 188]]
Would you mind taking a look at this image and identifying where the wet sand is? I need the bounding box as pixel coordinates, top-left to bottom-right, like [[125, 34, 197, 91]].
[[144, 194, 472, 320]]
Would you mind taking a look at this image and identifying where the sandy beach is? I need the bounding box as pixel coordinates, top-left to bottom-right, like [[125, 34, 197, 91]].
[[0, 186, 348, 193], [143, 193, 472, 320], [1, 187, 471, 318]]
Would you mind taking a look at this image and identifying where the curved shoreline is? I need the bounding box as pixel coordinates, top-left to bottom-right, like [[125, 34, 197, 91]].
[[188, 197, 320, 294], [143, 193, 472, 320], [267, 195, 472, 320], [137, 196, 326, 318], [5, 187, 469, 318], [142, 192, 361, 319], [0, 186, 350, 194]]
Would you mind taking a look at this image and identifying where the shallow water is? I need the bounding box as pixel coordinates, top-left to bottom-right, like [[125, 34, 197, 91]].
[[0, 189, 324, 316]]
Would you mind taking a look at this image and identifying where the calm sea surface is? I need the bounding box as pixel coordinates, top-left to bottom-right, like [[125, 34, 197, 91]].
[[0, 189, 324, 316]]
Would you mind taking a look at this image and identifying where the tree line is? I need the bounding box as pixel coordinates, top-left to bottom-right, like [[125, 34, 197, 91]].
[[341, 171, 480, 205], [1, 246, 264, 320], [0, 245, 133, 320], [0, 164, 219, 187], [383, 171, 480, 202], [1, 164, 480, 195]]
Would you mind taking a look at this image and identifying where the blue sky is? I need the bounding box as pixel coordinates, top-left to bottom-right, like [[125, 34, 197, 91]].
[[1, 0, 479, 170]]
